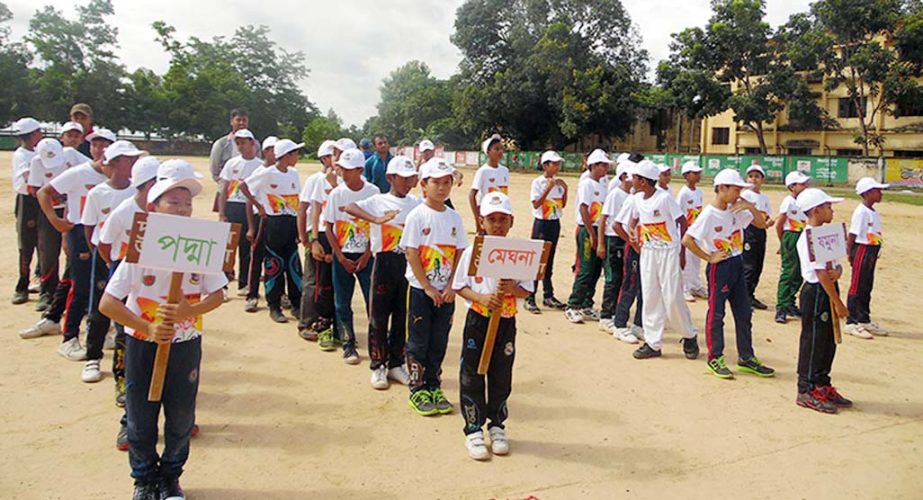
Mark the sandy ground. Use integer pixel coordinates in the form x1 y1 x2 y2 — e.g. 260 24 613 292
1 152 922 500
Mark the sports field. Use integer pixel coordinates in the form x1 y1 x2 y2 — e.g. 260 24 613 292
1 152 921 499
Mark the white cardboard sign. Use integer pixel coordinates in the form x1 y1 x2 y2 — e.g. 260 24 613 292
804 222 848 264
136 213 231 274
468 235 548 281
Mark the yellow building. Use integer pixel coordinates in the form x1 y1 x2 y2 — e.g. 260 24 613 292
700 76 923 158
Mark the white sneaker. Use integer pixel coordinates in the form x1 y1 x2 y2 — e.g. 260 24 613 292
565 308 584 324
630 324 645 340
613 327 640 344
845 323 873 339
19 318 60 339
81 359 103 383
693 287 709 299
222 289 230 302
388 365 411 385
465 431 490 461
57 337 87 361
581 308 600 321
489 427 510 455
599 318 614 333
103 332 115 350
236 286 249 297
370 366 389 390
684 291 696 302
861 322 888 336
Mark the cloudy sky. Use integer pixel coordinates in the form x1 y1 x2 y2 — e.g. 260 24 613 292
6 0 811 126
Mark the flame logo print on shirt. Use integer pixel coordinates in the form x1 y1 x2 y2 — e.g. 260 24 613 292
637 221 672 244
541 197 563 219
472 295 517 318
335 218 370 248
419 244 456 286
685 207 701 225
867 232 882 246
380 223 403 252
226 180 242 199
713 230 744 255
588 201 603 223
487 185 509 194
787 217 806 232
136 294 202 340
266 193 299 214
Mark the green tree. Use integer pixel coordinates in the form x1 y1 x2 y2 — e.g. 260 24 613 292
302 109 345 158
370 61 455 145
0 2 35 122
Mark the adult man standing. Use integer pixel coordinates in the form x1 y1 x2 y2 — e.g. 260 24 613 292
364 134 393 193
69 103 94 158
208 109 251 182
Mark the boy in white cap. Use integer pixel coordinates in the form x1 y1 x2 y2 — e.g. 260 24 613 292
676 161 707 302
657 164 673 194
793 188 852 414
741 163 774 310
565 149 610 324
80 140 147 383
323 148 380 364
617 160 699 360
453 191 532 460
10 117 43 304
400 157 467 416
469 134 509 233
99 160 225 499
525 150 568 313
597 159 634 340
296 140 337 341
27 139 68 311
242 136 278 311
217 129 262 297
306 143 343 349
241 139 303 323
683 169 774 378
612 163 646 343
845 177 890 338
344 155 421 387
775 170 811 324
37 128 115 361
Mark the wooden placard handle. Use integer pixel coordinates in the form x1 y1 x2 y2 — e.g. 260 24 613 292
477 311 502 375
148 272 185 402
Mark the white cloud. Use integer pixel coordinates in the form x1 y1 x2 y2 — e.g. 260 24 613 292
5 0 811 127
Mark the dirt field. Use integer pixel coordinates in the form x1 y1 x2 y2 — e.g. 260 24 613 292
1 152 921 499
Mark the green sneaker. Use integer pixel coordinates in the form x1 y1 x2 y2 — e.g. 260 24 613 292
707 355 734 379
317 327 336 352
737 356 775 377
409 390 438 416
431 387 454 414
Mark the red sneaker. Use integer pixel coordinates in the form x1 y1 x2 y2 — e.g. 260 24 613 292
819 386 853 408
796 389 837 414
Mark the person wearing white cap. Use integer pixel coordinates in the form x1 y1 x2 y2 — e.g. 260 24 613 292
564 148 611 324
596 159 635 341
452 191 533 460
792 187 852 414
418 139 436 165
343 155 422 387
98 160 225 499
845 177 890 339
611 162 646 342
469 134 510 233
79 140 147 383
36 127 113 362
322 148 380 364
683 169 774 379
9 117 44 305
524 150 569 313
657 163 673 194
615 160 699 360
401 157 467 416
240 139 304 324
217 129 262 297
334 138 357 161
774 170 812 324
68 103 94 157
58 121 92 171
239 135 280 310
741 164 774 311
294 139 339 339
675 161 707 302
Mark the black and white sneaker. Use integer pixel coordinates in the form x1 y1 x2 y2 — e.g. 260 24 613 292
542 297 567 310
524 298 541 314
681 337 700 360
343 343 360 365
158 475 185 500
132 482 158 500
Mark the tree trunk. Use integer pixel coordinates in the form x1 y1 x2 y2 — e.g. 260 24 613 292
755 122 768 155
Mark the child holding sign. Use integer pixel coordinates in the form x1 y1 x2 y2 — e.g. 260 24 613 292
845 177 890 339
453 192 532 461
794 188 852 414
400 158 467 416
99 160 227 499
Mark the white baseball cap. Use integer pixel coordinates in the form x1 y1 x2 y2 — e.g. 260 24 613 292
713 168 752 188
262 136 279 151
335 138 357 151
386 155 418 177
540 150 564 164
785 170 811 187
746 164 766 177
616 152 630 163
586 149 613 166
657 163 672 173
419 139 435 152
481 134 503 155
317 139 337 157
148 159 204 204
103 140 148 165
681 161 702 174
615 160 636 179
274 139 304 158
13 117 41 135
420 158 455 180
233 129 255 141
131 156 161 188
37 138 65 169
86 128 117 143
855 177 889 195
797 188 844 213
480 191 513 217
336 148 366 169
61 121 84 134
635 160 660 181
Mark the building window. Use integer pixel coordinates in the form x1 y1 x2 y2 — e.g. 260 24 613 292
838 98 867 118
836 149 863 157
895 99 923 117
711 127 730 145
743 147 762 155
893 150 923 158
788 148 813 156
